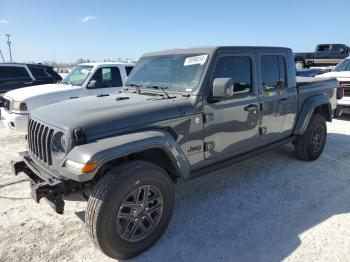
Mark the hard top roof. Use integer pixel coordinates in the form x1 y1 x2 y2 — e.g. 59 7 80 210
0 63 53 68
142 46 292 57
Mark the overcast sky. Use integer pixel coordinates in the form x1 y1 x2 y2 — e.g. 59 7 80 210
0 0 349 63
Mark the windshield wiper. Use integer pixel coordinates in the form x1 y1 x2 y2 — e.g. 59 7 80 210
146 85 170 99
60 80 72 86
125 83 142 94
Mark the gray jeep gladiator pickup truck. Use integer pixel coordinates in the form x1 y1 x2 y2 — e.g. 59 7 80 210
12 46 337 259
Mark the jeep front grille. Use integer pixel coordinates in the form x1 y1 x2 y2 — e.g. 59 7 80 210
28 119 54 165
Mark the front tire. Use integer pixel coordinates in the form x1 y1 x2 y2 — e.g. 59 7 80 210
86 160 175 260
294 114 327 161
295 60 305 70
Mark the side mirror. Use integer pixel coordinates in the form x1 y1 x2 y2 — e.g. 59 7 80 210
340 48 348 54
212 78 233 98
87 80 97 89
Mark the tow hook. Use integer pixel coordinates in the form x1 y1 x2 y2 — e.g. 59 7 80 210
30 180 65 214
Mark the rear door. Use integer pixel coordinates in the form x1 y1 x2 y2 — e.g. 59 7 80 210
314 45 332 65
27 65 57 85
0 65 34 94
85 66 124 95
203 52 260 159
258 52 298 143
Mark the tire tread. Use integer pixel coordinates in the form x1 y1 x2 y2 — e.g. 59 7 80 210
86 160 172 259
294 113 326 161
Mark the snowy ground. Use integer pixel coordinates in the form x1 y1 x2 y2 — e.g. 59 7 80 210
1 116 350 262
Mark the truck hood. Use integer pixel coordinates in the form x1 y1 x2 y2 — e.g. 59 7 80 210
316 71 350 81
4 83 80 101
31 92 192 140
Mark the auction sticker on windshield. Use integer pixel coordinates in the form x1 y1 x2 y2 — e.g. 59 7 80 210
184 54 208 66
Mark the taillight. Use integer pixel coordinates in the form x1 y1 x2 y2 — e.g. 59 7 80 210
337 84 344 99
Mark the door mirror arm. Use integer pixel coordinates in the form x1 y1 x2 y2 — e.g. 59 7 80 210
340 48 348 54
208 96 224 103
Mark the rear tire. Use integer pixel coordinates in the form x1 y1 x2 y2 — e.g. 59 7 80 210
86 160 175 260
294 114 327 161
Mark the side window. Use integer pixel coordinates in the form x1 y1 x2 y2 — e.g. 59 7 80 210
91 67 123 88
28 66 52 79
102 68 112 81
330 45 338 51
0 66 31 79
212 56 252 95
125 66 133 76
261 55 287 91
332 45 347 53
47 68 62 82
317 45 330 52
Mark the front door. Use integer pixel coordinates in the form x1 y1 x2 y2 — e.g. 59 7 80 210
203 53 260 160
329 45 349 64
258 53 298 143
84 66 124 96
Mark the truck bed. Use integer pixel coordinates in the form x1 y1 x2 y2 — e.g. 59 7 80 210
296 77 338 111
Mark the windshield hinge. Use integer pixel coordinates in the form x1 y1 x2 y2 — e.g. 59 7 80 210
259 127 267 135
204 141 215 152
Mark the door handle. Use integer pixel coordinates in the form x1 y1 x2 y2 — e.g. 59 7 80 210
24 82 33 85
244 104 258 111
280 98 288 102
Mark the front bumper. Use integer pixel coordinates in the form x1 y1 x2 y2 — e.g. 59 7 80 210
337 97 350 114
12 152 88 214
1 108 28 131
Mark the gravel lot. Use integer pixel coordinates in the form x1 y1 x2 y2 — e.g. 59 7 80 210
1 116 350 262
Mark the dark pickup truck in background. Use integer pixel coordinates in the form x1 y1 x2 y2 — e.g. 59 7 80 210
12 46 338 259
294 44 350 69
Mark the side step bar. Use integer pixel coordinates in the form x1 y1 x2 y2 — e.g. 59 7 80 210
190 136 296 179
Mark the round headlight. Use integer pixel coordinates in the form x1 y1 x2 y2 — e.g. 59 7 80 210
60 135 67 152
52 132 67 153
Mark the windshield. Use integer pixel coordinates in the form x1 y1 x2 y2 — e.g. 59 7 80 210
125 54 209 93
61 65 93 86
333 59 350 72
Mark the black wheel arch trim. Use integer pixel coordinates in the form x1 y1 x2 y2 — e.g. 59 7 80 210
293 95 332 135
65 130 191 180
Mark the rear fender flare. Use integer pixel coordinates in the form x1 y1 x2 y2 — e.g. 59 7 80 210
293 95 332 135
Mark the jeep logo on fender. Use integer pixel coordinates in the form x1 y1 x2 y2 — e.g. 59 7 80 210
188 145 202 154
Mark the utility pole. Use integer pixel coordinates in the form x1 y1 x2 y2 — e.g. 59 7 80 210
6 34 12 62
0 48 4 62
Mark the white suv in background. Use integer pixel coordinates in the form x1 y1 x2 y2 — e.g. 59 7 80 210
1 62 134 131
316 57 350 112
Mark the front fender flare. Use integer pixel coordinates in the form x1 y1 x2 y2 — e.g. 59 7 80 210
65 130 191 181
293 95 331 135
